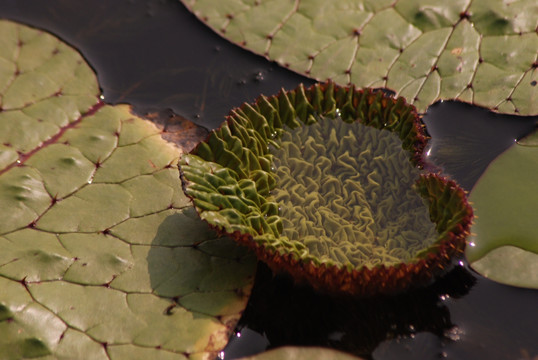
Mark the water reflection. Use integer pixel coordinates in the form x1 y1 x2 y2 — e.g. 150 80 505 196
225 261 476 359
423 101 538 191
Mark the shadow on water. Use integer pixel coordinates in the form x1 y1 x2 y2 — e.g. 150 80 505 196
443 275 538 360
224 262 476 359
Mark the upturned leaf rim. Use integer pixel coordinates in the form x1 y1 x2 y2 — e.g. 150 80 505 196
179 82 473 296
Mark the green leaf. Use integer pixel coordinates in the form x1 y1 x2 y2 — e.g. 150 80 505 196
181 0 538 115
180 83 473 296
0 19 256 359
466 129 538 289
237 346 366 360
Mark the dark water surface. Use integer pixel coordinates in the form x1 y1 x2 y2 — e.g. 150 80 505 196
2 1 537 359
0 0 311 130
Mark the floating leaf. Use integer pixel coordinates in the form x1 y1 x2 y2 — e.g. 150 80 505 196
238 346 366 360
466 128 538 289
180 82 473 296
0 19 256 359
180 0 538 115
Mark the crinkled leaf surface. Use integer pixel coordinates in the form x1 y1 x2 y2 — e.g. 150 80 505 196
466 129 538 289
238 346 366 360
180 0 538 115
180 82 473 296
0 19 256 359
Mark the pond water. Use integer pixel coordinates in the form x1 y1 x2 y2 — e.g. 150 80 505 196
2 1 537 359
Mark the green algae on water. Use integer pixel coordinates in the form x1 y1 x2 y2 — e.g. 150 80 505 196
270 117 438 269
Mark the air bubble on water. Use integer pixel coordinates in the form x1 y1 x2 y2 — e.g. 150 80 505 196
444 326 464 341
254 71 264 82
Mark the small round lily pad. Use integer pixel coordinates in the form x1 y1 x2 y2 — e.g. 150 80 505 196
466 128 538 289
180 82 473 296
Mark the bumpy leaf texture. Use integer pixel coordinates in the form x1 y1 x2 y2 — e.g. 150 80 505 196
181 0 538 116
0 20 256 359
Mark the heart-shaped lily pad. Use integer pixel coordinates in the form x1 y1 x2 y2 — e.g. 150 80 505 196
0 19 256 359
180 82 473 296
466 128 538 289
180 0 538 116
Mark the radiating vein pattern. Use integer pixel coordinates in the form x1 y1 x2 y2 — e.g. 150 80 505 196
182 0 538 115
0 20 256 360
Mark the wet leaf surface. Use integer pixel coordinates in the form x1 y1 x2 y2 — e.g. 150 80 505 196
181 0 538 116
466 128 538 289
0 20 256 359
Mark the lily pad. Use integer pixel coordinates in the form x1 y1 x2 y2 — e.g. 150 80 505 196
180 0 538 116
466 128 538 289
0 19 256 359
238 346 366 360
180 82 473 296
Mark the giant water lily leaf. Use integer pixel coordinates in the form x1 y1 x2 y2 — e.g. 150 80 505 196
466 128 538 289
0 19 256 359
180 82 473 296
238 346 366 360
180 0 538 116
